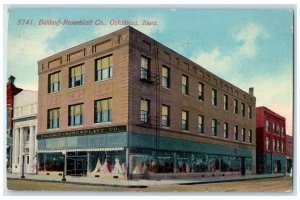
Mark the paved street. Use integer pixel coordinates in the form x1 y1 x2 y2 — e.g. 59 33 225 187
6 175 292 192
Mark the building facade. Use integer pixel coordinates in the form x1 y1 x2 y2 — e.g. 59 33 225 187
256 106 286 174
12 90 38 174
6 75 23 171
285 135 293 173
37 27 256 179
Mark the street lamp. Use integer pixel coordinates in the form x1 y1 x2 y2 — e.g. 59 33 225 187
21 153 25 179
62 150 66 182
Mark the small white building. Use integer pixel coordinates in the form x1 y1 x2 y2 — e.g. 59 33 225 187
12 90 38 174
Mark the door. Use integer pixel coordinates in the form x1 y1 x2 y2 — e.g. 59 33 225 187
66 152 87 176
241 157 246 176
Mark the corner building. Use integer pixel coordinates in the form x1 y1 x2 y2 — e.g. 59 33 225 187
256 106 286 174
37 27 256 179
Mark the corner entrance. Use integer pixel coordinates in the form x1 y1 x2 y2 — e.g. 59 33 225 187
66 152 87 176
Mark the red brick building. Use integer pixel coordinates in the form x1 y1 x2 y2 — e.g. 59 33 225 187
285 135 293 173
6 75 23 170
256 106 286 173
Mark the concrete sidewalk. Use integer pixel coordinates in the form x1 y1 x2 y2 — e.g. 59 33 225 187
7 173 285 188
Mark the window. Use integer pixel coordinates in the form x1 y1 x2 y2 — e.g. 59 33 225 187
234 126 238 141
96 55 113 81
27 156 29 164
48 71 60 93
248 106 252 119
266 120 271 132
198 83 204 101
95 98 112 123
198 115 204 134
282 142 284 152
224 122 228 138
68 104 83 126
182 111 189 130
234 99 238 114
47 108 60 129
69 64 85 87
162 66 170 88
273 139 276 151
212 89 217 106
242 128 246 142
277 125 280 135
272 123 276 134
277 140 280 151
182 75 189 95
249 130 252 143
212 119 217 136
281 127 284 137
241 103 245 117
224 95 228 111
141 99 150 124
266 137 270 150
141 56 150 80
161 105 170 127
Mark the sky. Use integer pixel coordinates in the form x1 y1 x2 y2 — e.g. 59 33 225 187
6 8 294 135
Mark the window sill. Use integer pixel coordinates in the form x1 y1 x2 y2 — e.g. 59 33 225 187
162 126 170 129
47 128 60 131
162 86 171 91
48 91 60 95
95 78 113 83
94 121 112 125
69 85 84 90
198 99 204 103
68 125 84 128
181 130 190 133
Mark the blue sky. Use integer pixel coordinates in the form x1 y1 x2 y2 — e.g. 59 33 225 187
7 8 293 134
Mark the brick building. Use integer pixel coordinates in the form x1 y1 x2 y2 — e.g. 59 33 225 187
256 106 286 174
37 26 256 179
285 135 293 173
6 75 23 171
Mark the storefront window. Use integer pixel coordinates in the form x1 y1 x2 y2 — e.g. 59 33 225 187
208 155 220 172
245 157 252 172
221 156 231 172
192 154 208 172
230 157 241 172
39 153 64 172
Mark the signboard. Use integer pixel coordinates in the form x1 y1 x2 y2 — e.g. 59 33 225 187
37 125 127 140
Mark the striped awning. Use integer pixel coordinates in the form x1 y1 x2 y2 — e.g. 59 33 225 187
37 147 124 153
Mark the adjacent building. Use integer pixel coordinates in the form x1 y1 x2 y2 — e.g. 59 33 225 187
37 26 256 179
256 106 286 174
6 75 23 171
285 135 293 173
12 90 38 174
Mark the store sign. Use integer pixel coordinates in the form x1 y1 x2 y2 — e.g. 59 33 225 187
37 125 126 139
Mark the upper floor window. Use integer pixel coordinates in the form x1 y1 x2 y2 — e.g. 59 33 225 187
224 95 228 111
241 103 245 117
182 75 189 95
277 140 280 151
273 139 276 151
266 137 270 150
69 65 85 88
141 56 150 80
234 126 238 141
69 104 83 126
282 142 284 152
95 98 112 123
212 89 217 106
96 55 113 81
161 105 170 127
199 83 204 101
248 106 252 119
249 130 252 143
242 128 246 142
47 108 60 129
141 99 150 124
48 71 60 93
234 99 238 114
224 122 228 138
212 119 217 136
281 127 285 137
277 125 280 135
181 110 189 130
272 123 276 134
266 120 271 133
198 115 204 134
162 66 170 88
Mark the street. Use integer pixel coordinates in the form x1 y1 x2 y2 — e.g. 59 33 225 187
6 176 292 192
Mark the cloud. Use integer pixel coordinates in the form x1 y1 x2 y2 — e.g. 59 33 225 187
234 23 269 57
192 48 233 73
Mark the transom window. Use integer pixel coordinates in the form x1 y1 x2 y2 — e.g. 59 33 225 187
47 108 60 129
95 98 112 123
161 105 170 127
69 104 83 126
162 66 170 88
141 56 150 80
96 55 113 81
69 64 85 88
48 71 60 93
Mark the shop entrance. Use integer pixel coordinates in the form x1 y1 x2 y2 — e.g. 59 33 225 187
66 152 87 176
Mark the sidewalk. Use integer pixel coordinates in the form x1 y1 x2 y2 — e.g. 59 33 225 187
7 173 285 188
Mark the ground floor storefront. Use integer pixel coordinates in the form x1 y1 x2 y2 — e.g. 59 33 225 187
37 126 256 179
256 152 286 174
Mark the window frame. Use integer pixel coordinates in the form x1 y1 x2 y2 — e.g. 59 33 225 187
224 122 228 138
182 75 189 95
199 83 204 101
224 94 228 111
94 98 112 123
198 115 204 134
141 56 151 80
69 64 85 88
140 99 150 124
48 71 61 93
212 89 217 107
47 108 60 129
161 104 170 127
68 103 84 126
181 110 189 131
95 55 113 81
212 119 217 136
162 66 170 89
